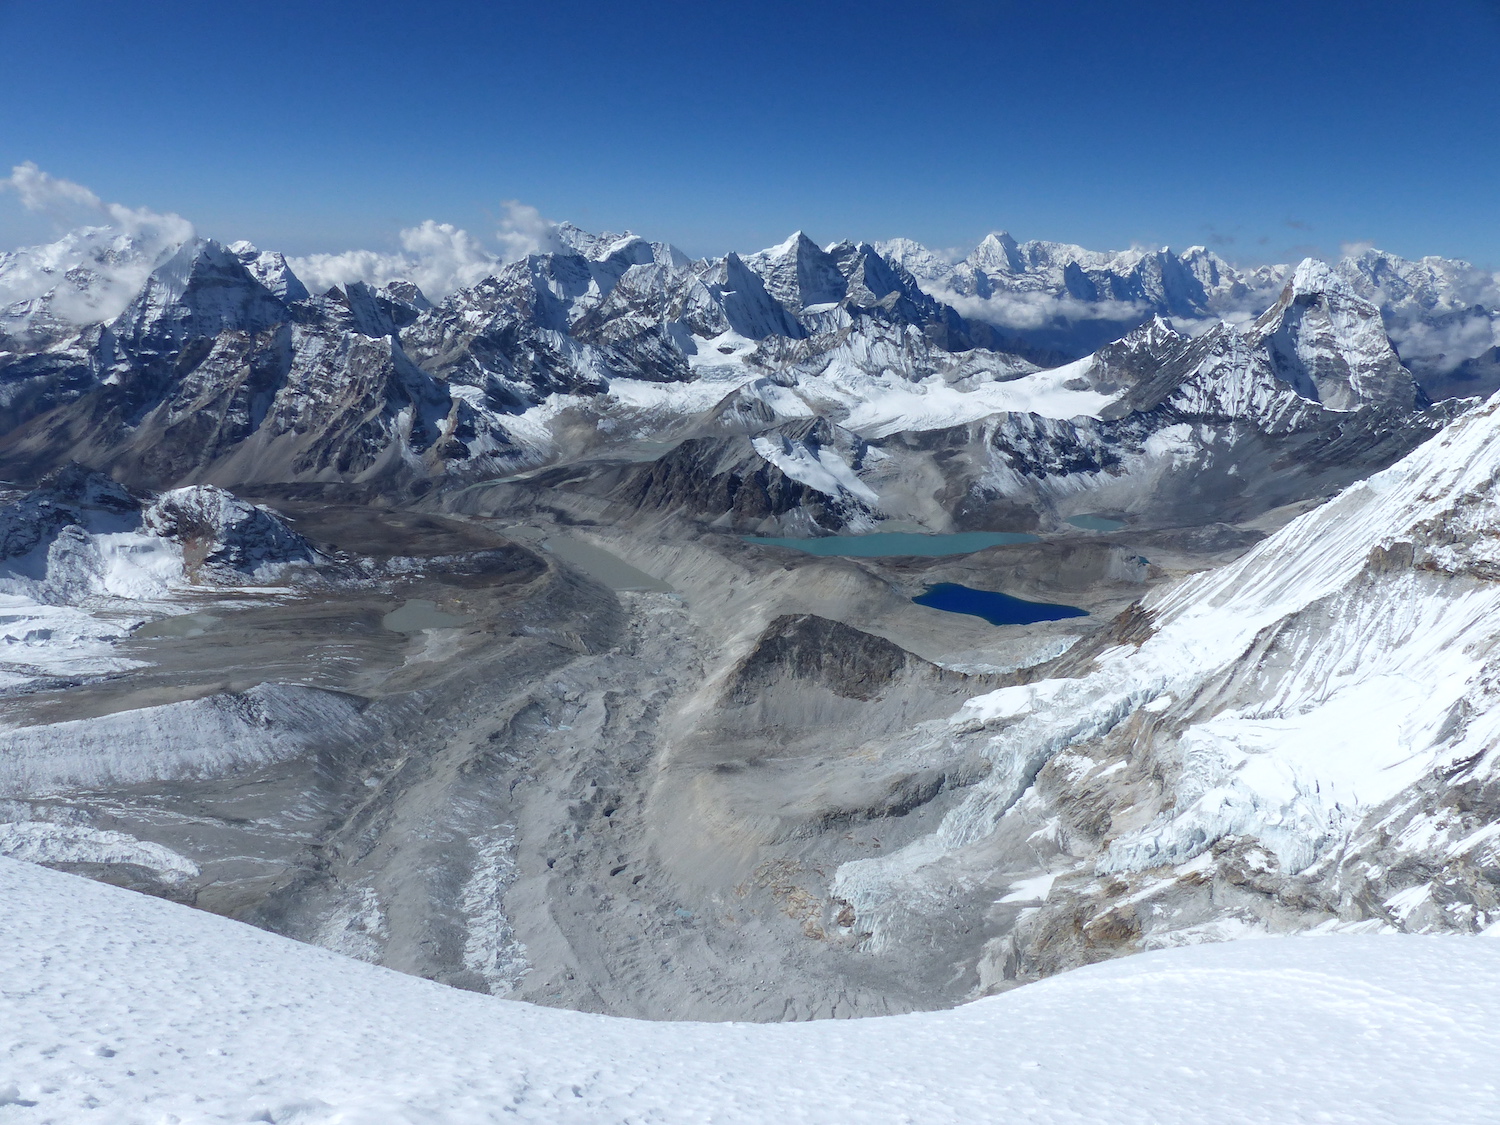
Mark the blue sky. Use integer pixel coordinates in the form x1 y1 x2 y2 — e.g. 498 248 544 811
2 0 1498 266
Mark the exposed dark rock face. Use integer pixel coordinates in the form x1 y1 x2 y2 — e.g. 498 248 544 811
598 418 877 533
611 438 854 530
728 615 911 703
142 486 318 575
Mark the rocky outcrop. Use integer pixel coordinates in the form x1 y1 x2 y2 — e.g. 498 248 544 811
0 467 317 601
727 615 912 703
142 486 318 576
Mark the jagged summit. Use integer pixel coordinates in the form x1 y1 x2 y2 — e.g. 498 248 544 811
111 237 289 346
228 240 311 303
1250 257 1419 411
969 230 1023 273
745 231 850 312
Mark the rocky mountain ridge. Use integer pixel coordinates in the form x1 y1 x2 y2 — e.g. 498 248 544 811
0 217 1486 540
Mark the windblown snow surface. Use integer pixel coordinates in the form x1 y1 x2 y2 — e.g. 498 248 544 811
0 857 1497 1124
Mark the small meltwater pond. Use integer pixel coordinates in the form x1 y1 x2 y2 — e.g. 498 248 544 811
913 583 1087 626
381 599 474 633
133 613 222 639
743 531 1039 557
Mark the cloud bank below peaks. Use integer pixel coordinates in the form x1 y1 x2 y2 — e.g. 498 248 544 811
941 288 1149 333
0 162 195 326
289 201 563 300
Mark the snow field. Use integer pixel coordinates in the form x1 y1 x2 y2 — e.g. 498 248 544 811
2 857 1498 1124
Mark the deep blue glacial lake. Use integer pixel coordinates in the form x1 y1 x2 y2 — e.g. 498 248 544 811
913 583 1087 626
743 531 1039 557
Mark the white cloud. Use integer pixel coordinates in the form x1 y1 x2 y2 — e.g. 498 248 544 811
290 220 500 299
288 202 564 300
1 165 567 321
940 287 1149 332
6 161 105 215
3 162 194 249
1386 313 1500 373
0 162 195 331
495 200 564 260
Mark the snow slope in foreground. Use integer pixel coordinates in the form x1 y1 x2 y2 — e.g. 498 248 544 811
1 859 1498 1124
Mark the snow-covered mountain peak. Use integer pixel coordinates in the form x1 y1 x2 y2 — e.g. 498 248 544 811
1324 247 1500 398
871 237 960 290
1140 312 1183 344
552 221 624 260
1247 257 1418 411
970 231 1023 273
1088 313 1192 373
696 252 805 340
764 230 816 257
827 240 911 307
546 221 679 269
379 277 432 313
1336 245 1500 306
109 237 288 346
1288 256 1344 298
745 231 848 314
229 240 311 303
129 238 235 306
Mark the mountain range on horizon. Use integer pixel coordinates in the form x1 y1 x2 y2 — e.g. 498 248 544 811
0 202 1497 531
6 206 1499 378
